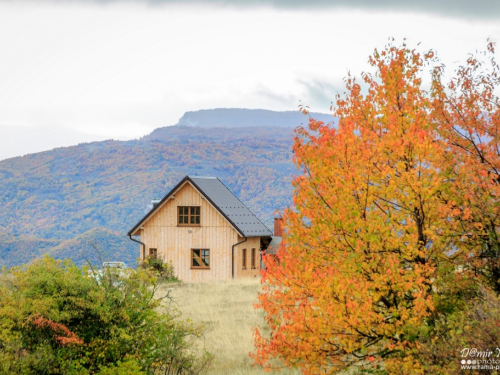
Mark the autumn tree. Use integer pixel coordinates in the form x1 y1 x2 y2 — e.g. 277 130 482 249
431 44 500 293
253 41 500 374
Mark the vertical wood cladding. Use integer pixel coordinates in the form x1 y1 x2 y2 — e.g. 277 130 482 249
139 182 261 281
235 236 261 279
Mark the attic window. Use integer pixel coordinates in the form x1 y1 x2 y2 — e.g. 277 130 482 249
191 249 209 269
178 206 200 226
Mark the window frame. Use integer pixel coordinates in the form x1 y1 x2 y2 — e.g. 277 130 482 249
149 248 157 259
242 248 247 270
178 206 201 226
251 248 256 269
191 249 210 269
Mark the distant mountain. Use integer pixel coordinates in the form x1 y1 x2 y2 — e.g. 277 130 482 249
0 108 330 268
0 125 109 162
176 108 335 128
1 229 135 269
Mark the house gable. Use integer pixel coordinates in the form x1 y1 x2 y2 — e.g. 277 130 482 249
128 176 271 237
137 182 241 281
140 182 236 233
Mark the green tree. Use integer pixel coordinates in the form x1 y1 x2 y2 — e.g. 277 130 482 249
0 256 212 374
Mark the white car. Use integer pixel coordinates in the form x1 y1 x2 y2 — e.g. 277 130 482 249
102 262 127 272
88 262 129 285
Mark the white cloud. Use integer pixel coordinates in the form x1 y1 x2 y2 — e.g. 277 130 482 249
0 1 498 160
0 125 110 161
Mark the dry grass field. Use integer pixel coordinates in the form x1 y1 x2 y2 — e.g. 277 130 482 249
159 277 300 375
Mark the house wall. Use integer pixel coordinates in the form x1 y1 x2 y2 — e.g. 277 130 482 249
234 236 261 279
138 182 261 282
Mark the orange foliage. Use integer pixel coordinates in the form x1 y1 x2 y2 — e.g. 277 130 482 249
253 41 500 374
431 42 500 293
29 314 84 347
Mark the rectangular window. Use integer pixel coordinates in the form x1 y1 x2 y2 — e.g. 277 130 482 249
149 248 157 259
192 249 210 269
251 248 256 269
178 206 200 226
242 248 247 269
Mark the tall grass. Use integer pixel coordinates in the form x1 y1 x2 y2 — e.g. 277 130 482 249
159 278 299 375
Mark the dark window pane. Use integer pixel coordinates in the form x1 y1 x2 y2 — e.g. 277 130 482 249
190 215 195 224
202 250 209 267
195 216 200 224
190 207 196 215
195 207 200 215
192 249 200 267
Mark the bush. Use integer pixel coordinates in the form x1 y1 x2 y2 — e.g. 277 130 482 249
0 256 211 374
140 257 177 281
388 286 500 375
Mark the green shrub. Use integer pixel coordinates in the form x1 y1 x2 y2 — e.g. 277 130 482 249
0 256 211 374
140 257 177 281
98 360 146 375
399 286 500 375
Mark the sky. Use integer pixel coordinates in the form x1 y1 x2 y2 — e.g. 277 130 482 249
0 0 499 161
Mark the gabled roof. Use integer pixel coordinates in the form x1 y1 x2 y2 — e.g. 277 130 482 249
128 176 272 238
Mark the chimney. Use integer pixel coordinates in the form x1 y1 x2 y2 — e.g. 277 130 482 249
146 198 161 213
274 217 284 237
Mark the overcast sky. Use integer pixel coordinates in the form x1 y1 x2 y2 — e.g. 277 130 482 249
0 0 499 161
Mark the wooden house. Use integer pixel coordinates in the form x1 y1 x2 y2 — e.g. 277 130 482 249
127 176 280 282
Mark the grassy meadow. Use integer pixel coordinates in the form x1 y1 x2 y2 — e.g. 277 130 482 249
159 278 299 375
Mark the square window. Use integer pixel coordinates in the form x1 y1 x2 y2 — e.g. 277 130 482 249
192 249 209 269
178 206 200 226
149 248 157 259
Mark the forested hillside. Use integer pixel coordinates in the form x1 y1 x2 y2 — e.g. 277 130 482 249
0 109 332 268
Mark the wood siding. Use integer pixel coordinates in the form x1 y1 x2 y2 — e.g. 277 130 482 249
138 182 261 282
234 236 261 279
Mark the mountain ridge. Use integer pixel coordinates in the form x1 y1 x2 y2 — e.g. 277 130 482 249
176 108 335 128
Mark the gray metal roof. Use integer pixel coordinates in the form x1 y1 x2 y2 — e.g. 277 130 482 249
266 236 282 254
190 176 272 237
